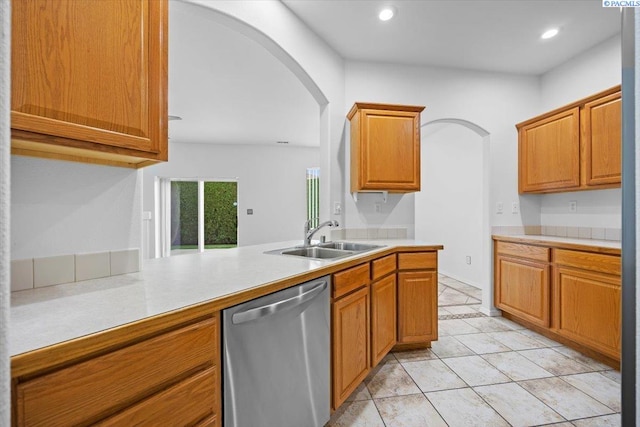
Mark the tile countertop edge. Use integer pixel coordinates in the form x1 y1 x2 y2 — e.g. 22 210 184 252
492 234 621 255
10 239 443 357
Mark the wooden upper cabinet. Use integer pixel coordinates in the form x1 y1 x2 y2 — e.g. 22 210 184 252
348 103 425 193
11 0 168 168
583 92 622 186
516 86 621 194
518 108 580 193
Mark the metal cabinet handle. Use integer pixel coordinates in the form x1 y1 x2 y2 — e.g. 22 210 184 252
232 281 327 324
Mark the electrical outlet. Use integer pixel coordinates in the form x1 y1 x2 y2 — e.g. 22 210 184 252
466 256 471 265
496 202 504 214
374 203 382 213
569 200 577 212
512 202 519 214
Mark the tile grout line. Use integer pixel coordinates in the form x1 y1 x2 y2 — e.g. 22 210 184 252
555 374 620 414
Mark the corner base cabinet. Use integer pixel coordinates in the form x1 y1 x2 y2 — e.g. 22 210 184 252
11 0 168 168
330 248 441 411
494 242 550 327
494 236 621 367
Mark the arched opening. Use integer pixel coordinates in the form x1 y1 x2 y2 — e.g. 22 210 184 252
145 0 332 258
416 118 497 316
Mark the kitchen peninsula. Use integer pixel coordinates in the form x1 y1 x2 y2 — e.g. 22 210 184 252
10 239 442 426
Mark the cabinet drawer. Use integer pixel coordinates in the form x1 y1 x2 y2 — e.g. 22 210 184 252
97 368 218 426
397 252 437 270
333 263 370 299
495 241 550 262
554 249 621 276
371 254 397 280
16 317 217 426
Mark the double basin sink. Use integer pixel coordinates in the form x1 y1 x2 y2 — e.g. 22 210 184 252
266 241 384 260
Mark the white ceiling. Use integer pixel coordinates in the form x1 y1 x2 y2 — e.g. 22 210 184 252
168 1 320 146
169 0 621 147
282 0 621 75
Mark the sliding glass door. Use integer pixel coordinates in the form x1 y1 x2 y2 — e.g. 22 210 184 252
166 179 237 256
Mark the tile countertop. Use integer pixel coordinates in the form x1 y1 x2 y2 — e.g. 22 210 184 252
492 234 621 254
10 239 442 357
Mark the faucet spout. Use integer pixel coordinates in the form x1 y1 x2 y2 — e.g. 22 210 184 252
304 219 339 246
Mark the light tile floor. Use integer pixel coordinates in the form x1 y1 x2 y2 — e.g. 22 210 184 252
326 275 621 427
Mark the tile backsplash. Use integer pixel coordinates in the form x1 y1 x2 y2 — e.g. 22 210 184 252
492 225 621 241
330 227 408 240
11 248 140 292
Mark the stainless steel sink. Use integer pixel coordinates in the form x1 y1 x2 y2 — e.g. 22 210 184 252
280 247 353 259
265 241 384 260
319 242 384 252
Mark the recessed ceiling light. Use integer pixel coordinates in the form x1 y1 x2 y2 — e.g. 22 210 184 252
378 7 396 21
541 28 559 40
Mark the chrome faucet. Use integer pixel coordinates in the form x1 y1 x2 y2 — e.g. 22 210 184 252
304 219 339 246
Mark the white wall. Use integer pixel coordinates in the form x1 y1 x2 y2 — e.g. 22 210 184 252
416 123 484 286
541 35 621 111
536 35 622 229
142 143 320 256
0 0 10 422
344 61 542 235
540 189 622 228
11 157 142 260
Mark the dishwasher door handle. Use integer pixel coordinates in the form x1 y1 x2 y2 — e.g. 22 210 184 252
232 281 327 324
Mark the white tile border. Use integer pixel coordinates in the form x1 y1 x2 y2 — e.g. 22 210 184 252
492 226 621 241
11 248 139 292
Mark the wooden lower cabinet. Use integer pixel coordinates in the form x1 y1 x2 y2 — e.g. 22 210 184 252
331 285 370 411
493 237 621 365
494 255 550 327
554 267 621 360
371 274 397 366
397 271 437 343
13 312 220 427
96 368 218 426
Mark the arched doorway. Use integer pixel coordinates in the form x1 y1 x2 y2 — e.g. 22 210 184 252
416 118 497 316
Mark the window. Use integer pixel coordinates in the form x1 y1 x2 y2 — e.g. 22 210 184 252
306 168 320 228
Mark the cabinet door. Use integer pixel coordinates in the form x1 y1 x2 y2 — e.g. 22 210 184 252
495 255 550 327
554 267 621 360
397 271 437 343
15 316 218 426
11 0 167 166
332 286 370 410
354 109 421 192
583 92 621 187
371 275 397 366
518 108 580 193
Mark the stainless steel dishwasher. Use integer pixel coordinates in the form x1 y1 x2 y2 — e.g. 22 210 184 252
222 275 330 427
